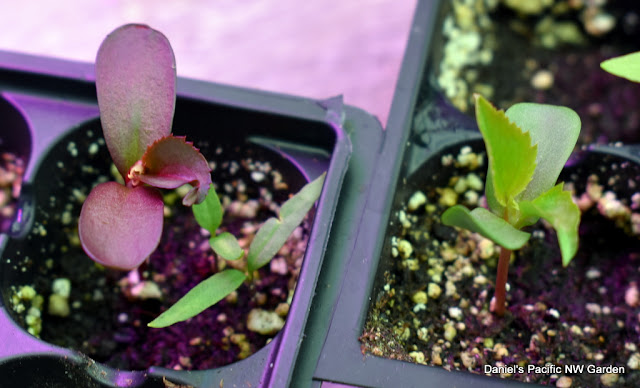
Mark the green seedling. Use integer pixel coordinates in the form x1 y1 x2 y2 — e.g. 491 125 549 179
148 173 325 328
441 94 581 316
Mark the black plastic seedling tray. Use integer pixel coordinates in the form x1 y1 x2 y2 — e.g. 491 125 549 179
310 1 640 387
0 48 368 388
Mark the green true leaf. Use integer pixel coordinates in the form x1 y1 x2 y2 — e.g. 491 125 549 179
442 205 531 250
247 173 325 272
474 94 537 214
210 232 244 261
519 183 580 267
505 103 581 202
601 51 640 83
246 218 280 272
192 185 223 233
148 269 246 328
279 173 325 219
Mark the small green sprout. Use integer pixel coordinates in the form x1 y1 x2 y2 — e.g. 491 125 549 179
441 94 581 316
601 51 640 82
148 173 325 328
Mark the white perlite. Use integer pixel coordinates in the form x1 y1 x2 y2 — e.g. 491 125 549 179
52 278 71 298
427 283 442 299
628 353 640 370
247 309 284 335
48 294 70 317
448 306 463 320
555 376 572 388
407 191 427 212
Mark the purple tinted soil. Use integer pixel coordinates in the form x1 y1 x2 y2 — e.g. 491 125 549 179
426 2 640 147
528 49 640 146
0 152 24 233
362 144 640 386
3 122 311 371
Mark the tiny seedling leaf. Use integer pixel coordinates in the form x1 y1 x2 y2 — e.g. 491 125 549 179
506 103 580 202
441 205 531 250
210 232 244 261
475 94 537 213
601 51 640 83
148 269 246 328
280 172 326 220
246 217 280 272
192 185 223 233
247 173 325 272
96 24 176 178
135 135 212 205
519 183 580 266
78 182 164 270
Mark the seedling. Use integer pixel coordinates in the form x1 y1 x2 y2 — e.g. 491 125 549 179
441 94 581 316
78 24 325 327
148 173 325 328
79 24 211 270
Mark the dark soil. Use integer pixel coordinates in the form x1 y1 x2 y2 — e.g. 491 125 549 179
2 121 312 371
362 143 640 387
423 1 640 146
364 4 640 384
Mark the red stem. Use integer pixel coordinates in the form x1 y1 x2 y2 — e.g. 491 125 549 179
493 209 512 316
493 246 511 316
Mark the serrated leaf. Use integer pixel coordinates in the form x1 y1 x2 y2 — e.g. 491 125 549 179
601 51 640 82
519 183 580 266
148 269 246 328
210 232 244 261
79 182 164 270
134 135 212 205
441 205 531 250
247 173 325 272
192 185 223 233
96 24 176 178
506 103 580 202
474 95 537 212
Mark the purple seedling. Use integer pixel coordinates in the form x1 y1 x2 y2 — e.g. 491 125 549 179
79 24 325 328
78 24 211 270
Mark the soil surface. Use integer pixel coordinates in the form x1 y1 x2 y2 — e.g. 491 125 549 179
421 0 640 147
362 143 640 387
3 122 312 371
